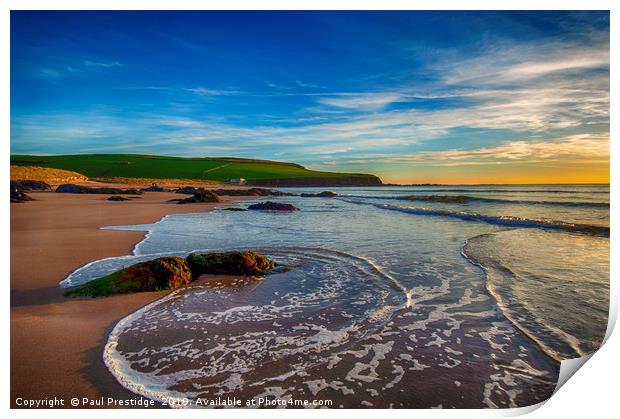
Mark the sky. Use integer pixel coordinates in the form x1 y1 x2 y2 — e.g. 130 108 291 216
10 11 609 184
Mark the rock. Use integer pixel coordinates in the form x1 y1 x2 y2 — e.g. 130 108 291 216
65 256 193 297
55 184 90 194
10 187 34 203
55 184 142 195
221 207 247 211
65 252 277 298
141 184 166 192
108 195 130 201
176 186 197 194
247 201 300 211
213 188 293 197
95 187 142 195
10 180 51 191
186 251 275 277
300 191 337 197
177 188 221 204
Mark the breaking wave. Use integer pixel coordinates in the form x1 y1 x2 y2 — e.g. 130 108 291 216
338 194 608 208
461 230 609 362
339 199 609 237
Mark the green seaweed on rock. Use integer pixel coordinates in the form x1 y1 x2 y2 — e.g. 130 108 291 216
64 251 277 298
186 250 276 277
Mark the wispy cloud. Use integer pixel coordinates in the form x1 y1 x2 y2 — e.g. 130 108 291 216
83 60 123 68
183 87 239 96
331 133 609 166
36 58 123 81
439 40 609 86
317 93 405 111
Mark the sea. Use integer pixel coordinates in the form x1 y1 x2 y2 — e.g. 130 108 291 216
61 184 610 408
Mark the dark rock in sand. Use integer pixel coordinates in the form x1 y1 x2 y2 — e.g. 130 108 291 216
108 195 131 201
10 187 35 203
247 201 300 211
55 184 142 195
175 186 197 194
186 251 275 277
300 191 337 198
10 180 52 191
221 207 247 211
177 188 221 204
64 256 193 298
141 184 166 192
94 187 142 195
55 184 90 194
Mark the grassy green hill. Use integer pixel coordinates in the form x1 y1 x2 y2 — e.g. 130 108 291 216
10 154 382 186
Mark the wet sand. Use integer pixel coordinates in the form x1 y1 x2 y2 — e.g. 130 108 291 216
10 188 252 407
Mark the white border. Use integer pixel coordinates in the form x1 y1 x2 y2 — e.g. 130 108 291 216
3 1 616 418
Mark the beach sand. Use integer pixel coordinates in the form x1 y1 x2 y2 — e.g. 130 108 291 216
10 188 252 408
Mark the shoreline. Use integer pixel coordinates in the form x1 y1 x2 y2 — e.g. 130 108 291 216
10 187 255 408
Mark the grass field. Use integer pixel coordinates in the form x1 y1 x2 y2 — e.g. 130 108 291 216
10 154 377 182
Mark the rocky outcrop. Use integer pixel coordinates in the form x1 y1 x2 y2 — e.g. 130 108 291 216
177 188 221 204
55 184 90 193
186 251 275 277
56 184 142 195
10 180 52 191
108 195 131 201
247 201 300 211
64 256 193 297
65 251 277 297
250 175 382 187
10 187 34 203
175 186 197 194
213 188 293 197
300 191 337 197
141 184 166 192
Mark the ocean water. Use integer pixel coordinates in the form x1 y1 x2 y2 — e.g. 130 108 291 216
62 184 609 408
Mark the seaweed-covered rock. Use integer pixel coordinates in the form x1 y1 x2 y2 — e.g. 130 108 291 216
56 184 142 195
10 180 52 191
65 252 277 298
10 187 34 203
247 201 299 211
65 256 193 298
141 184 166 192
300 191 337 198
186 251 275 277
108 195 130 201
177 188 221 204
176 186 197 194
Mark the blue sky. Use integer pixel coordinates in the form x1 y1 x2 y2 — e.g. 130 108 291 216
10 11 609 183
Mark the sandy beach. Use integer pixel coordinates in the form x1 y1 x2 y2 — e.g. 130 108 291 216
10 186 251 407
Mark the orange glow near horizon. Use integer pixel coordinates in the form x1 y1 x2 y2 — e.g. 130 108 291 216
375 161 610 185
